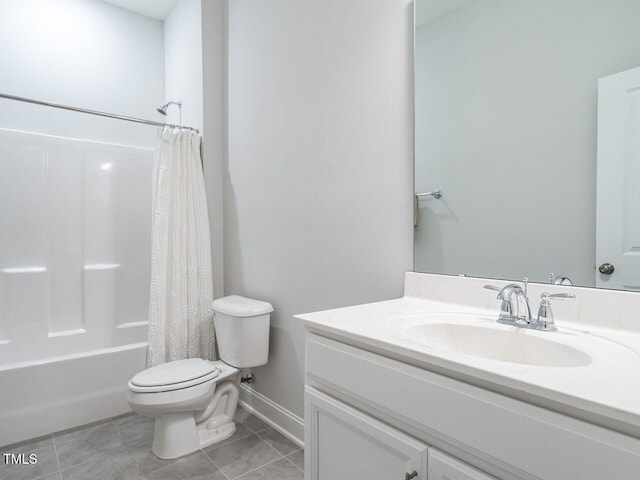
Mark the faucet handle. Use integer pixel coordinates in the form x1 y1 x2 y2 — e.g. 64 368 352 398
483 284 501 292
535 292 576 331
543 292 576 300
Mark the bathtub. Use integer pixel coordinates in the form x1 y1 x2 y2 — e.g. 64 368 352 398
0 342 147 446
0 128 153 447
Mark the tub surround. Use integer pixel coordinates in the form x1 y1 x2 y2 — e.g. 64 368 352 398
297 272 640 479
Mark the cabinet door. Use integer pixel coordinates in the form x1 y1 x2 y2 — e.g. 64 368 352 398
429 449 496 480
305 386 428 480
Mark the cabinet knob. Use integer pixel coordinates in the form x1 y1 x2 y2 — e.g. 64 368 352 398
405 471 418 480
598 263 615 275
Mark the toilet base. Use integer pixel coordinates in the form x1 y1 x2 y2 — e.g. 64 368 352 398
152 412 201 459
198 416 236 449
150 377 241 459
151 414 238 459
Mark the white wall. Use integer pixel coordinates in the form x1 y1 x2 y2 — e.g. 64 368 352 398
0 0 165 147
227 0 414 429
201 0 227 301
163 0 226 300
164 0 203 130
414 0 640 286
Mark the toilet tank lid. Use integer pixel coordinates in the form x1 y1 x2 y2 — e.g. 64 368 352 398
212 295 273 317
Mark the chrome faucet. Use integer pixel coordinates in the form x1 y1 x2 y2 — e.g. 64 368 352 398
484 278 576 331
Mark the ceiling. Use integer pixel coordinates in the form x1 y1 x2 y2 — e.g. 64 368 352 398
100 0 178 20
102 0 474 26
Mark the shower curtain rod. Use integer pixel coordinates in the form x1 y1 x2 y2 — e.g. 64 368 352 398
0 92 199 133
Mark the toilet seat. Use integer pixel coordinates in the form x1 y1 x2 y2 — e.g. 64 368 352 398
129 358 221 393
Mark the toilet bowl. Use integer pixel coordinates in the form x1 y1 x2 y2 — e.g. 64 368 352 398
127 295 272 459
127 359 240 459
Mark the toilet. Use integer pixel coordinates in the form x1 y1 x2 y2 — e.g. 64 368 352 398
127 295 272 459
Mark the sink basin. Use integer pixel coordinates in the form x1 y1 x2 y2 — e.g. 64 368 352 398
386 312 594 367
405 323 591 367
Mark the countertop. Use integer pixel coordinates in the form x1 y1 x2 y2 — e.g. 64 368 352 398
296 273 640 438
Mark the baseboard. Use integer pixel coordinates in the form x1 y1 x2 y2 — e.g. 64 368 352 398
239 384 304 448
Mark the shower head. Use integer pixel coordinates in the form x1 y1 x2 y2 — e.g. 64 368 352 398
156 100 182 116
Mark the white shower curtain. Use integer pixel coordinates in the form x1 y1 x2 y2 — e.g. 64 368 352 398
147 127 215 367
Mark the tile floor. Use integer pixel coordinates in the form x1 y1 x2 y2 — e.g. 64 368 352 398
0 407 304 480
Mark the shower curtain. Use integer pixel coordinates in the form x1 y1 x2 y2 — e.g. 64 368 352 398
147 127 215 367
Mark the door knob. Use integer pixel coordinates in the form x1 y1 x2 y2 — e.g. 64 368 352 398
598 263 615 275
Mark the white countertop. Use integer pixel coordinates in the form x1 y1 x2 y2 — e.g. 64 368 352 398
296 273 640 437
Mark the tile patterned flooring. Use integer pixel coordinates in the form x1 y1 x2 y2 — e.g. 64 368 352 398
0 407 304 480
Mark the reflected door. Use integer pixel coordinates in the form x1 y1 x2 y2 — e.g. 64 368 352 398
596 66 640 290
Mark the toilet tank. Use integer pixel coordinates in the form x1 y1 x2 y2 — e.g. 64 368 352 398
212 295 273 368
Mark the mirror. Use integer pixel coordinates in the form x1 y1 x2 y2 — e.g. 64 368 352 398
414 0 640 290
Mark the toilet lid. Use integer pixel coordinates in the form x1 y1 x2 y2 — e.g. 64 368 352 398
131 358 220 388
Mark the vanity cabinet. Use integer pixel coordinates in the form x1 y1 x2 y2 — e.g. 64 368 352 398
304 332 640 480
305 386 493 480
305 387 428 480
428 449 495 480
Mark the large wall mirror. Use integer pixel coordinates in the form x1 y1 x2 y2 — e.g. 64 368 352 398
414 0 640 291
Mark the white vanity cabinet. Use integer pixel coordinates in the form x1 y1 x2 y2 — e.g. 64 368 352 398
428 449 496 480
305 385 493 480
305 387 428 480
303 331 640 480
305 333 498 480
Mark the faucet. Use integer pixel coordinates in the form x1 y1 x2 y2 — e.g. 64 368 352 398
484 278 576 331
